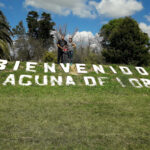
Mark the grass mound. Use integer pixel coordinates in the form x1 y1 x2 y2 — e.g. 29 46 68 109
0 62 150 150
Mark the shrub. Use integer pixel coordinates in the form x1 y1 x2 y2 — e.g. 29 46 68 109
43 51 57 63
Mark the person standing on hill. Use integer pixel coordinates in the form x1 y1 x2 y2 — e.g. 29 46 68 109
68 37 76 65
57 35 67 64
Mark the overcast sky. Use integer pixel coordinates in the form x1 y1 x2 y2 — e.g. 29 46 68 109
1 0 150 39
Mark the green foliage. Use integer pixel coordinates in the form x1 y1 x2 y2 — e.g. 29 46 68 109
0 10 12 59
38 12 55 48
43 51 57 62
12 21 26 39
26 11 39 39
100 17 150 66
73 47 104 64
26 11 55 48
100 18 124 47
12 21 30 61
0 39 10 59
84 51 104 64
13 17 55 61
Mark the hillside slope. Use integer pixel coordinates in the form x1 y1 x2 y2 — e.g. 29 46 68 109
0 62 150 150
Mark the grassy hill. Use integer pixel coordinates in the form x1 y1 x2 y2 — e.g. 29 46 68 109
0 62 150 150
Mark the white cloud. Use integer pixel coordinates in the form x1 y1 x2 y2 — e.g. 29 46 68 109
51 30 102 50
145 14 150 22
68 31 102 50
0 2 5 7
139 22 150 37
24 0 144 19
52 30 95 45
73 31 95 44
90 0 143 18
24 0 96 18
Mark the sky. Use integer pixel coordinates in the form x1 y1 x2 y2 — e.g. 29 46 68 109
0 0 150 39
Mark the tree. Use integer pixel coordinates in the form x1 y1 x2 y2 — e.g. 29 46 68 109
100 17 150 66
0 10 12 59
12 21 31 61
12 21 45 61
26 11 39 39
25 11 56 61
26 11 55 48
38 12 55 48
12 21 26 39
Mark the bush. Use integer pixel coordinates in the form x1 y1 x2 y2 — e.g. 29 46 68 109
100 17 150 66
84 52 104 64
43 51 57 63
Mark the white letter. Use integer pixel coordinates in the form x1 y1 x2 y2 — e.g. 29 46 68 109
93 65 105 74
119 66 133 75
60 63 70 73
26 62 37 72
13 61 20 71
3 74 15 86
66 76 75 86
140 79 150 88
129 78 143 88
76 64 88 74
35 75 48 86
19 75 32 86
109 66 117 74
135 67 149 76
0 59 7 70
44 63 56 73
50 76 62 86
98 77 108 86
84 76 97 86
116 77 126 87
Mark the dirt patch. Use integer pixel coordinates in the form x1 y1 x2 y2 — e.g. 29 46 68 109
70 64 79 75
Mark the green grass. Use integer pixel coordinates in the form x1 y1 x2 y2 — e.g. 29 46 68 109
0 62 150 150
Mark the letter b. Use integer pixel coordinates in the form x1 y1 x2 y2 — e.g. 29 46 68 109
0 59 8 70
